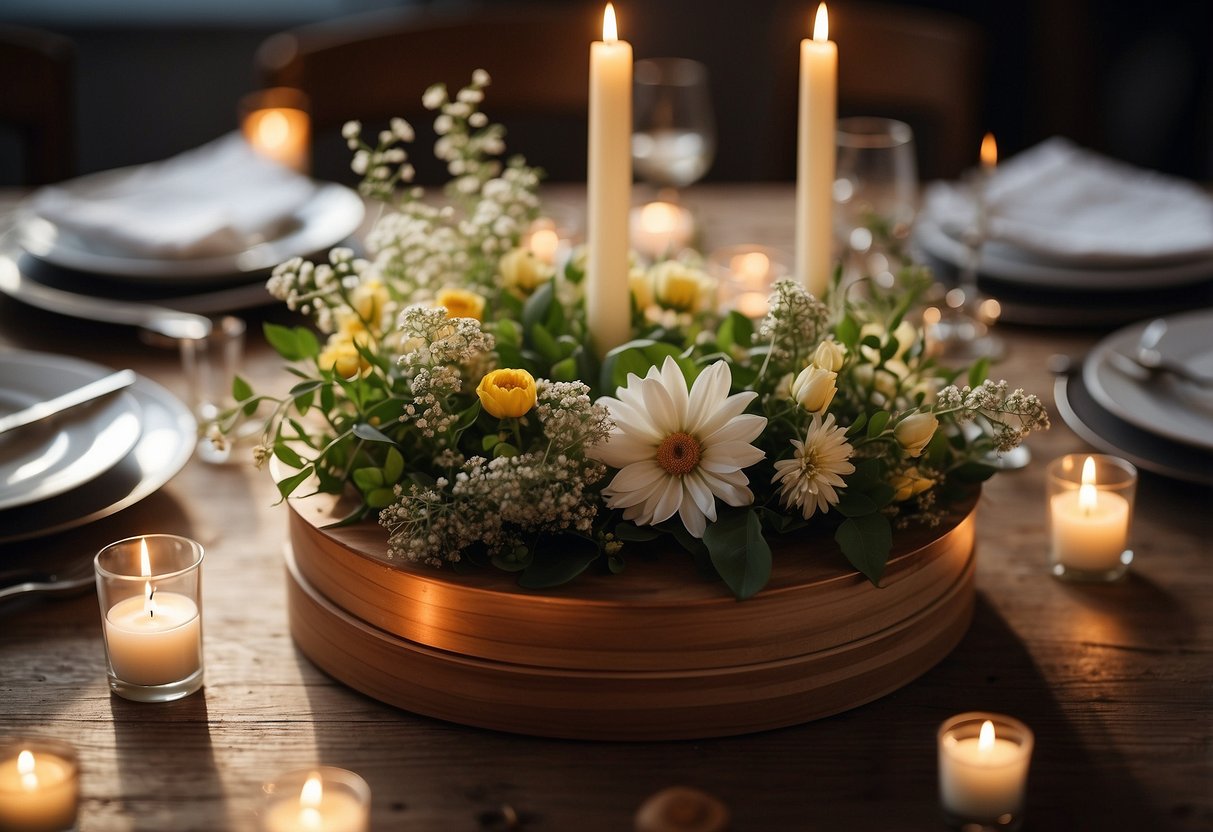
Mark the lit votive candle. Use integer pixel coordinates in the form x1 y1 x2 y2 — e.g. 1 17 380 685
707 243 790 319
524 217 572 267
1047 454 1136 582
95 535 205 703
630 200 694 260
938 713 1034 831
261 768 370 832
241 88 311 174
0 739 79 832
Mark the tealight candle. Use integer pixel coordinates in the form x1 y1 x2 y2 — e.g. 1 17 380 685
261 768 370 832
629 199 694 260
1047 454 1136 582
707 244 790 319
938 713 1033 830
241 87 311 174
95 535 205 703
0 739 79 832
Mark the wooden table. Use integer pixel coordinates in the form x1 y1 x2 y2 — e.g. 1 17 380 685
1 186 1210 831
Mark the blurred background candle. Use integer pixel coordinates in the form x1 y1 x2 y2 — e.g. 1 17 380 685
630 199 694 260
938 713 1033 829
262 768 370 832
794 2 837 299
1047 454 1136 582
0 739 79 832
241 87 311 173
708 244 790 319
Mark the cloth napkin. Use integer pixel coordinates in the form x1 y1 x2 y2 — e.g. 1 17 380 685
922 138 1213 266
30 133 317 260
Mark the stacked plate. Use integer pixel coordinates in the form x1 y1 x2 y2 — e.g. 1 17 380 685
0 133 364 328
1056 309 1213 485
915 138 1213 326
0 351 196 543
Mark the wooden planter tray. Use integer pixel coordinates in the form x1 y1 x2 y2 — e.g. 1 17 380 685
285 490 978 740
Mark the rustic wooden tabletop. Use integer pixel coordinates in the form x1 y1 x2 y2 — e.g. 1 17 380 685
0 186 1209 831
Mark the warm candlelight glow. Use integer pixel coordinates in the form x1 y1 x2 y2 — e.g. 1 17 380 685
139 538 151 577
978 719 995 751
529 228 560 265
300 773 323 829
17 750 36 791
1079 456 1097 513
257 110 291 150
981 132 998 168
603 3 618 42
140 537 156 618
813 3 829 41
734 251 770 283
640 201 680 234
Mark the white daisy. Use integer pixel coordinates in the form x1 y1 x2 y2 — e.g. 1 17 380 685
592 356 766 537
772 413 856 519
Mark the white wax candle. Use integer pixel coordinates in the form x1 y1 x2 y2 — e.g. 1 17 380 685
0 750 79 832
629 200 694 260
1050 489 1130 571
939 721 1030 819
104 591 202 687
244 106 311 173
586 3 633 359
794 3 837 299
263 775 369 832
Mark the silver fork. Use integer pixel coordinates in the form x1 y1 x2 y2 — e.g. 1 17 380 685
1123 318 1213 388
0 558 95 603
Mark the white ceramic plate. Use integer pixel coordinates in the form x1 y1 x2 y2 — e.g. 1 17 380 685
915 217 1213 290
0 372 195 543
17 182 364 283
1055 373 1213 486
0 352 142 511
1084 309 1213 451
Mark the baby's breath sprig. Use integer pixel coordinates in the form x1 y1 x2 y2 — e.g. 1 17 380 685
342 117 416 202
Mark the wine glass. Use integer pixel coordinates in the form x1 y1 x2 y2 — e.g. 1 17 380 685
631 58 716 192
833 117 918 288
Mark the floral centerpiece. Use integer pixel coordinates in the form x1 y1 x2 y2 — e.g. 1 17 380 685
225 72 1048 600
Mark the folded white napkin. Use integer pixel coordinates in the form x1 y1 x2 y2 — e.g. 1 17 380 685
31 133 317 260
923 138 1213 266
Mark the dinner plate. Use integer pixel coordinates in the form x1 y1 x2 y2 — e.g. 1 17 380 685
0 372 195 544
0 352 142 511
914 217 1213 291
1084 309 1213 451
1054 372 1213 486
17 182 364 282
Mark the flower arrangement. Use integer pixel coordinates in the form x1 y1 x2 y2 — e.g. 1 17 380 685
226 72 1048 599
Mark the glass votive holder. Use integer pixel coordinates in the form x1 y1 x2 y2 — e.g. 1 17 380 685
708 243 790 319
94 535 205 703
1046 453 1137 582
0 737 79 832
629 199 695 262
179 315 248 465
938 712 1034 831
260 767 371 832
240 87 311 174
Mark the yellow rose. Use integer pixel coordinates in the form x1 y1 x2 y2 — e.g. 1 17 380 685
318 331 371 379
894 411 939 458
435 287 486 321
650 261 715 313
813 339 846 372
350 278 391 329
791 366 837 413
890 467 935 501
499 247 554 296
476 368 537 419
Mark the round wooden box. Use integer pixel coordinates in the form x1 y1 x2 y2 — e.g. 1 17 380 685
285 490 977 741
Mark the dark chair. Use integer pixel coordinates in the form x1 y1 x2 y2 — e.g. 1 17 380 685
0 25 75 186
255 4 598 183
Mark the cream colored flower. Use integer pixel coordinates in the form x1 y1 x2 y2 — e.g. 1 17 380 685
435 287 486 321
813 339 846 372
476 368 537 418
860 320 917 364
498 247 553 296
650 261 715 313
791 366 837 413
629 266 654 311
894 411 939 457
592 357 766 538
771 413 856 519
890 467 935 501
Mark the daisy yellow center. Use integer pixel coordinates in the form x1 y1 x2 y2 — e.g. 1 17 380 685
656 431 702 476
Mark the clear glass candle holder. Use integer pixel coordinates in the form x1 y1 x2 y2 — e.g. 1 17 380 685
708 244 790 319
0 737 79 832
938 712 1034 831
1046 454 1137 582
240 87 311 174
260 767 371 832
94 535 205 703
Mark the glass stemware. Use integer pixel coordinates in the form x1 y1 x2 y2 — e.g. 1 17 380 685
833 117 918 288
631 58 716 191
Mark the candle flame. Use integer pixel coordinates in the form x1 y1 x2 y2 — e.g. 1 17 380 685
603 3 618 42
257 110 291 150
139 538 151 577
978 719 995 751
980 132 998 168
813 3 829 42
734 252 771 282
17 750 37 791
1079 455 1098 513
301 773 323 808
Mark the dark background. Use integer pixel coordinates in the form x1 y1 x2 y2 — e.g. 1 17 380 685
2 0 1210 185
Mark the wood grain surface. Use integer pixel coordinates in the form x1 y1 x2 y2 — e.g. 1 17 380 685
1 186 1210 830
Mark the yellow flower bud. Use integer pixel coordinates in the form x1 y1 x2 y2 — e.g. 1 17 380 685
813 339 845 372
650 261 715 313
791 366 837 413
435 287 486 321
894 411 939 458
890 466 935 501
476 368 537 419
318 331 372 379
498 247 553 297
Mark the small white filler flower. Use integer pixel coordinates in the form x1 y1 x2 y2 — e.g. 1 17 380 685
772 413 856 519
593 357 766 537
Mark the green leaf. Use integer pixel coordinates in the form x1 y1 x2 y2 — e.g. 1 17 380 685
550 356 579 382
382 446 404 483
866 410 891 437
352 467 383 490
834 491 878 517
276 466 314 501
366 488 396 509
716 311 753 352
847 458 882 489
845 413 868 438
481 433 500 452
294 327 320 359
834 513 892 585
353 423 394 443
273 442 306 470
531 322 561 363
703 508 772 600
264 323 301 360
614 522 660 543
521 280 554 333
836 314 860 348
518 542 600 589
879 336 900 363
232 375 253 403
494 317 521 347
925 429 951 467
968 357 991 388
493 442 518 458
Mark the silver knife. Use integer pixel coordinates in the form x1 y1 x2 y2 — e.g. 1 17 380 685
0 369 137 435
